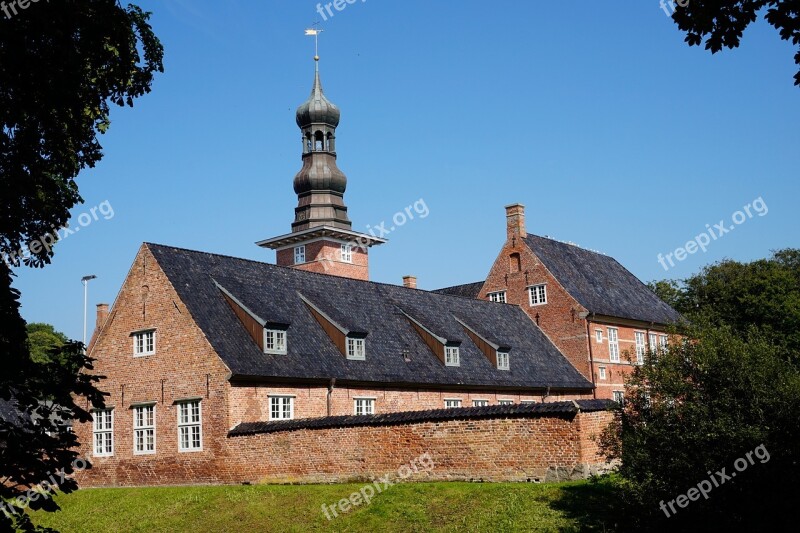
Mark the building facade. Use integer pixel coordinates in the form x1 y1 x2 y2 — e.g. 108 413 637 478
73 58 624 487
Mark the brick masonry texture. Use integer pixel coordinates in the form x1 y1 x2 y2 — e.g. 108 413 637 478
77 408 614 486
74 244 610 487
276 240 369 280
480 235 672 400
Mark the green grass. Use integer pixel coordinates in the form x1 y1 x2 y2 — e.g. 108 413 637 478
29 479 618 532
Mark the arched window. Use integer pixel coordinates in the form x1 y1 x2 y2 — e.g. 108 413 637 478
314 131 324 151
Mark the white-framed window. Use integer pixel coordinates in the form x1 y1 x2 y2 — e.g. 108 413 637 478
472 399 489 407
177 400 202 452
608 327 620 362
294 245 306 264
347 337 366 360
340 244 353 263
528 284 547 306
635 331 646 364
488 291 506 303
133 330 155 357
354 398 375 416
649 333 657 352
269 396 294 421
263 329 287 355
445 346 460 366
92 408 114 457
520 400 536 405
599 366 607 380
595 329 603 343
659 335 669 351
496 351 510 370
498 399 514 405
612 390 625 404
444 399 462 409
133 405 155 455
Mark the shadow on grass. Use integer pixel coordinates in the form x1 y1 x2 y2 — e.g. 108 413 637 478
548 476 623 532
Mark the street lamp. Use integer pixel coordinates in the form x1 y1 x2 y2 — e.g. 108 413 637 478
81 275 97 347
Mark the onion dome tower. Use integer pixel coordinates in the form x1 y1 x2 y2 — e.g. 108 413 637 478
257 52 385 281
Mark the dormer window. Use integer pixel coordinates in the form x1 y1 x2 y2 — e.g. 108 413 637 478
347 337 365 360
340 244 353 263
294 245 306 264
263 328 287 355
445 345 460 366
497 351 510 370
133 330 155 357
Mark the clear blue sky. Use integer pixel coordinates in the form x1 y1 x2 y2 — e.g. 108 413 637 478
13 0 800 341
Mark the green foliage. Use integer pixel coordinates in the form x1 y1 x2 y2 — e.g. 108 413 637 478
0 0 164 268
1 2 162 531
26 323 68 363
671 0 800 87
652 249 800 359
616 250 800 530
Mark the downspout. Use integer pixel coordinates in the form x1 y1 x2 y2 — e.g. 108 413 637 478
586 313 597 399
327 378 336 417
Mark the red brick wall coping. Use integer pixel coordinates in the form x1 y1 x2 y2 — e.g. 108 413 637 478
229 399 615 436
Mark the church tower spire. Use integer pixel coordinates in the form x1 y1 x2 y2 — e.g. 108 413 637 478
257 40 385 281
292 57 350 231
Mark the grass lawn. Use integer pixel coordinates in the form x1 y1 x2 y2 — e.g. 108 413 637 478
29 478 618 532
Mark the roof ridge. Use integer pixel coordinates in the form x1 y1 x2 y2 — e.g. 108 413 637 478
144 242 508 308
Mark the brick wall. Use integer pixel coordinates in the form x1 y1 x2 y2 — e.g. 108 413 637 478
479 225 673 400
79 408 614 486
276 239 369 280
228 384 592 426
74 244 232 487
480 237 593 380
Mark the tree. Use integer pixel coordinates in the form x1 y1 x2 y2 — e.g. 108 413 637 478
26 323 68 364
669 0 800 87
651 249 800 359
1 1 163 530
612 251 800 529
601 325 800 530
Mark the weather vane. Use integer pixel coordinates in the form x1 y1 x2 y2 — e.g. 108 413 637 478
304 24 323 61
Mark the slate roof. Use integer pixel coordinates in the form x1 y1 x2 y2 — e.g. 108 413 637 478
146 244 592 391
229 400 614 436
432 282 484 299
524 235 682 325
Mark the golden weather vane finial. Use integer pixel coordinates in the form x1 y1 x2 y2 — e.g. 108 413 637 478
304 24 323 62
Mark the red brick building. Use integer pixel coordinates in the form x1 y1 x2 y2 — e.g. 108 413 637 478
436 204 681 401
71 56 678 486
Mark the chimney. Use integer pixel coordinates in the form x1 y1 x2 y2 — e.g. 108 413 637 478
96 303 110 331
505 203 527 240
402 275 417 289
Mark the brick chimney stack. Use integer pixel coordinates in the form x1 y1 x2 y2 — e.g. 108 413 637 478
96 303 110 331
505 203 527 240
402 275 417 289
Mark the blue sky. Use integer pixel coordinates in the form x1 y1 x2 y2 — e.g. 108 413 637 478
12 0 800 341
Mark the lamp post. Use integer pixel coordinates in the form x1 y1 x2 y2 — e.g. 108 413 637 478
81 275 97 347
